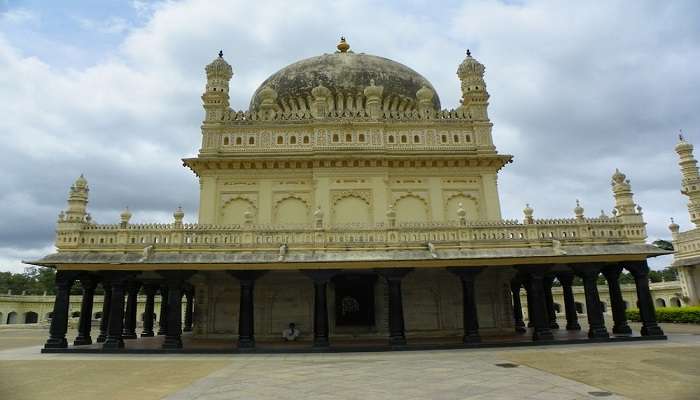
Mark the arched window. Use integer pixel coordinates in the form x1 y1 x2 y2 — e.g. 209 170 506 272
290 136 297 144
413 135 420 143
223 136 229 145
236 137 242 145
277 136 284 144
71 311 81 318
441 135 447 143
670 297 682 307
575 302 584 314
388 135 395 143
303 136 310 144
332 134 339 142
249 137 255 145
345 133 352 142
655 298 666 308
401 135 407 143
359 133 365 142
553 303 561 313
465 135 471 142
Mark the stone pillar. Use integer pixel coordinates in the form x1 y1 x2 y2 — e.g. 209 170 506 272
96 282 112 343
103 273 129 349
520 266 554 341
449 268 483 343
74 275 99 345
141 284 158 337
626 261 665 337
542 275 560 329
228 271 267 349
377 268 412 346
157 285 168 335
525 285 535 328
573 264 609 339
183 288 194 332
510 278 527 333
602 264 632 335
160 271 194 349
301 270 336 348
122 280 141 339
44 271 77 349
556 271 581 331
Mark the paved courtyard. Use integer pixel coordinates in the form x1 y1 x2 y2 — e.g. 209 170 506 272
0 323 698 400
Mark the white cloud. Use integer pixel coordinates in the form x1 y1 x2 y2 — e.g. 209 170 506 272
1 0 699 272
1 8 39 25
75 16 131 35
0 245 56 274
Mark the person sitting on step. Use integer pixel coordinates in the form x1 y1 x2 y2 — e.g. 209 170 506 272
282 322 300 341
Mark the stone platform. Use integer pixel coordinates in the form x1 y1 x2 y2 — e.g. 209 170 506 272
41 329 666 354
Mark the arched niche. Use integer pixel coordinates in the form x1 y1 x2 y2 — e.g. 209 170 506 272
274 197 309 225
221 198 256 225
333 196 371 224
446 194 479 221
394 195 429 223
24 311 38 324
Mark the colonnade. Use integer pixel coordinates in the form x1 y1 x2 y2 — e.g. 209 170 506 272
510 261 665 341
44 259 665 351
44 271 195 350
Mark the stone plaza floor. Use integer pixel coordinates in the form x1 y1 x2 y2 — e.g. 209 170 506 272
0 322 698 400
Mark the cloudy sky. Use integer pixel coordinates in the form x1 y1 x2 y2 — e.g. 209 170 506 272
1 0 699 273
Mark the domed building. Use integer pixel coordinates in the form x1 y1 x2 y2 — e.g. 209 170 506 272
31 38 668 352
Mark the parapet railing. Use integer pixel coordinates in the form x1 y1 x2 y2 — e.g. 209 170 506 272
673 228 700 258
55 217 647 251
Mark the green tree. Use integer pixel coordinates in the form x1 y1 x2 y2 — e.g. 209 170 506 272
661 266 678 281
0 267 56 295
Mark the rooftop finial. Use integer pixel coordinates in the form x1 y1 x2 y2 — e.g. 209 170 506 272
337 36 350 53
679 129 684 141
466 49 471 57
218 50 223 58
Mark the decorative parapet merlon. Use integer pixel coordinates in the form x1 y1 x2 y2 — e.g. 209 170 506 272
219 107 478 124
55 217 647 251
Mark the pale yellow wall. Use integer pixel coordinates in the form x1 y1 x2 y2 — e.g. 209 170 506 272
0 294 176 326
191 268 513 340
207 167 501 227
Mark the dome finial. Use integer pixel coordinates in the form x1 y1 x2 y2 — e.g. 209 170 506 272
466 49 471 57
218 50 223 58
337 36 350 53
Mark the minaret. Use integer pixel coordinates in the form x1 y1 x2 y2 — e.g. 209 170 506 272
675 134 700 227
63 174 89 223
611 169 643 224
202 50 233 122
456 49 490 122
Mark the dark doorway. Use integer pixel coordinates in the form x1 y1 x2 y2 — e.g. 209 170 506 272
333 274 376 327
24 312 38 324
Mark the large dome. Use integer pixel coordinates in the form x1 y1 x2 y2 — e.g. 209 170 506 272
249 41 441 112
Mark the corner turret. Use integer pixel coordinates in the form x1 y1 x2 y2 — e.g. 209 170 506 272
202 50 233 122
457 49 490 121
611 169 644 224
675 134 700 227
63 174 89 223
